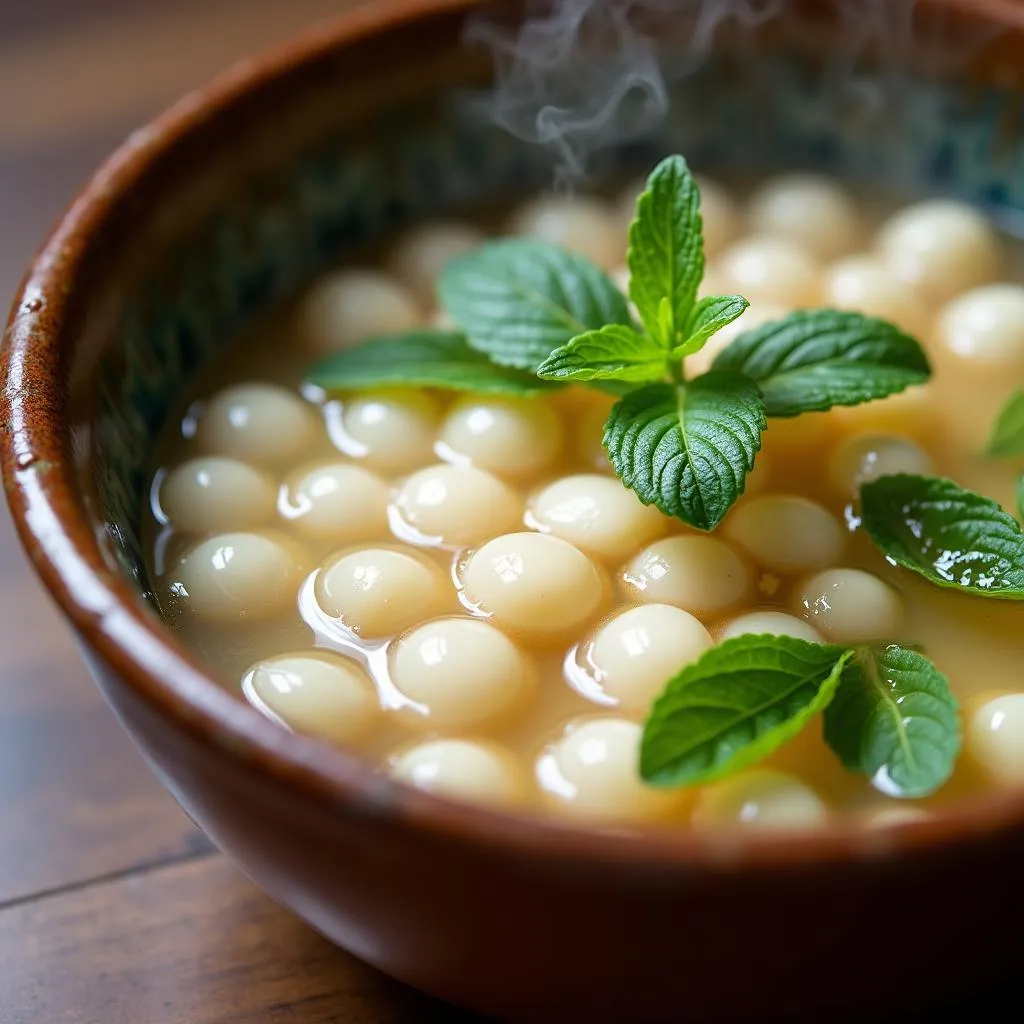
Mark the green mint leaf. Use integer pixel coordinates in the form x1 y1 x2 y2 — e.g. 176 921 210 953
627 154 703 349
438 239 632 371
824 645 960 798
672 294 749 358
860 474 1024 598
603 371 766 531
987 390 1024 457
641 635 853 788
656 297 674 348
712 310 931 417
1018 473 1024 522
536 325 668 384
304 330 549 395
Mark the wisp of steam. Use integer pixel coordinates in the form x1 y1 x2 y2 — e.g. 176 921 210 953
464 0 786 186
464 0 1001 187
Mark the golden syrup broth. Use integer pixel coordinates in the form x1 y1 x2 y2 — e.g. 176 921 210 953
144 186 1024 826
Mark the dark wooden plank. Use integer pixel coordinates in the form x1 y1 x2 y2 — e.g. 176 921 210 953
0 510 209 904
0 855 469 1024
0 0 367 306
0 132 130 323
0 847 1018 1024
0 0 364 154
1 0 141 41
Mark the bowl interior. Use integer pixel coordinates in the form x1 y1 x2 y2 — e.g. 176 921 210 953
84 8 1024 635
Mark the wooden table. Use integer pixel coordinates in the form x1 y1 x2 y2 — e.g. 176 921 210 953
0 3 1017 1021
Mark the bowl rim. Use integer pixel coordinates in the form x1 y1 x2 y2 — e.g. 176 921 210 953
4 0 1024 875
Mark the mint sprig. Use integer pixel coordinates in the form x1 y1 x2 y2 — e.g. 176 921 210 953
641 635 853 787
306 153 933 533
823 645 960 799
537 158 929 528
987 389 1024 458
860 474 1024 599
641 634 958 799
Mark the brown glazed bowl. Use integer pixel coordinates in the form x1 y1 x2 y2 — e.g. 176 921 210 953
6 1 1024 1019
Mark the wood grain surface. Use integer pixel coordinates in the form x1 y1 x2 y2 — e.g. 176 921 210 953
0 857 470 1024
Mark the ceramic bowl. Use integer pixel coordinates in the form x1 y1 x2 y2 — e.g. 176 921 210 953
5 1 1024 1019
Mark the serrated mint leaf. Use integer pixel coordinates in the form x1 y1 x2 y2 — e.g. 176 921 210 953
305 330 549 395
536 325 667 384
824 645 960 798
627 155 703 349
641 635 852 788
603 371 765 531
672 294 749 358
656 297 674 347
860 474 1024 598
438 239 631 371
712 310 931 417
987 389 1024 457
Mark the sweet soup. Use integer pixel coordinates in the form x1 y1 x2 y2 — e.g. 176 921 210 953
144 169 1024 831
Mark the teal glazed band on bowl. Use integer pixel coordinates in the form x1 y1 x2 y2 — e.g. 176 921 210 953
5 1 1024 1019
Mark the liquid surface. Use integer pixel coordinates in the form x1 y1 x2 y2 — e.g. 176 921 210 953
144 175 1024 831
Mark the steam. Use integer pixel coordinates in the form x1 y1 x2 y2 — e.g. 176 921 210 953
465 0 783 186
465 0 1002 186
464 1 665 187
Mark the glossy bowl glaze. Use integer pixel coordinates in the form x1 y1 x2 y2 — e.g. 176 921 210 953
5 1 1024 1019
